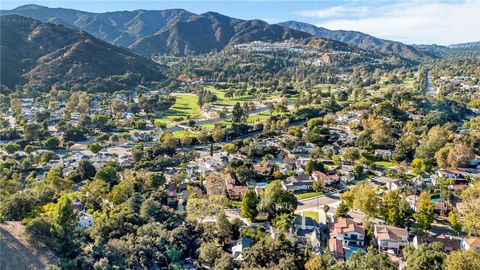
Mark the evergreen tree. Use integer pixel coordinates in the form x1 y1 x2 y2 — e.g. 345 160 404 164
53 196 79 257
241 190 258 220
414 192 435 233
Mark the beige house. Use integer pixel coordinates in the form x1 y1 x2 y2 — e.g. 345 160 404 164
374 224 408 252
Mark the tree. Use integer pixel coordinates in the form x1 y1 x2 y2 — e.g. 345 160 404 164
378 190 413 228
241 190 258 220
43 137 60 150
146 172 165 189
94 165 119 186
446 143 473 168
335 202 349 218
445 250 480 270
305 254 330 270
212 127 225 142
77 159 96 180
459 183 480 236
353 164 364 179
305 160 325 173
216 212 233 244
232 102 246 123
258 180 298 218
53 196 80 257
199 242 223 267
273 213 293 231
448 209 462 234
414 192 435 233
2 142 20 154
346 246 398 270
342 147 360 163
88 142 103 154
186 195 229 222
341 182 378 219
323 205 330 223
411 158 432 175
404 242 446 270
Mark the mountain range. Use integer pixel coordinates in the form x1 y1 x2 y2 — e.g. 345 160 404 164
0 15 164 91
1 4 478 91
129 12 311 56
1 4 196 47
1 4 450 60
448 41 480 49
278 21 430 61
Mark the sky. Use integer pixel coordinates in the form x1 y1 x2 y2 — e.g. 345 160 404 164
1 0 479 45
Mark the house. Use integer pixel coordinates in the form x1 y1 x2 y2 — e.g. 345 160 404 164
165 183 178 207
253 163 273 176
73 199 93 228
369 176 395 188
374 149 392 160
312 171 340 186
232 236 254 260
329 218 365 247
78 212 94 228
289 215 322 250
338 167 355 183
224 173 248 199
374 224 409 252
461 237 480 251
387 179 409 191
413 235 460 253
295 157 310 170
277 163 294 175
282 173 314 191
328 218 365 260
435 169 461 179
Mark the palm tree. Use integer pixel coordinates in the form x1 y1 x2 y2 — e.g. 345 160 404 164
323 205 330 224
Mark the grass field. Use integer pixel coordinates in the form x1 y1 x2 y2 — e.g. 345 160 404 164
247 112 271 123
156 93 200 122
296 191 323 200
374 161 396 167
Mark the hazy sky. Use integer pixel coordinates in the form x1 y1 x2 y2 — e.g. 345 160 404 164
1 0 479 45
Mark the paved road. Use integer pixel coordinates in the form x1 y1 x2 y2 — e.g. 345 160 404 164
424 70 436 96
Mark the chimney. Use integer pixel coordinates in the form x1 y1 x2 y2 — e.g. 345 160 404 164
301 211 306 229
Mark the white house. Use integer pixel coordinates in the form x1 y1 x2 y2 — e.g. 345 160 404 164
374 149 392 160
232 236 254 260
73 199 94 228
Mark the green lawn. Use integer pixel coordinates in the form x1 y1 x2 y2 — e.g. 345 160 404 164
296 191 323 200
247 112 271 123
172 129 195 138
295 210 319 221
156 93 200 122
374 161 396 167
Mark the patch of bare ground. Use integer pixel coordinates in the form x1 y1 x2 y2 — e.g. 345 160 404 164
0 221 57 270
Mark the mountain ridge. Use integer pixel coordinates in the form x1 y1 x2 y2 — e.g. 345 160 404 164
0 14 164 91
129 12 312 56
278 21 429 61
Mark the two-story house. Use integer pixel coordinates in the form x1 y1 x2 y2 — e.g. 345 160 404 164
329 218 365 260
289 215 322 251
374 224 409 253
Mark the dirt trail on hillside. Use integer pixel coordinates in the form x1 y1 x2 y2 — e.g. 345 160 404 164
0 221 57 270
